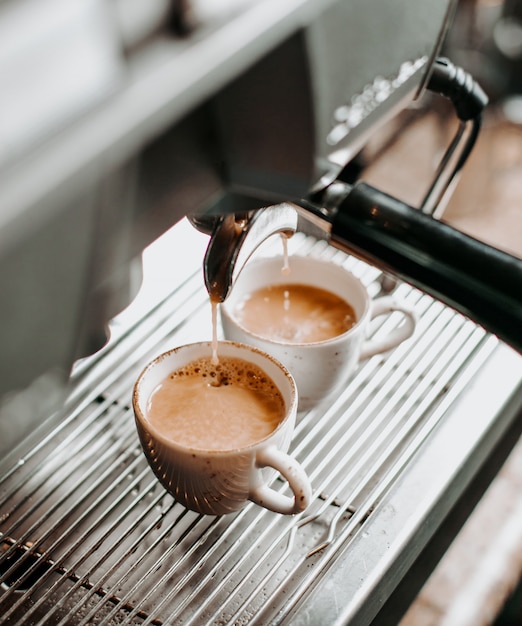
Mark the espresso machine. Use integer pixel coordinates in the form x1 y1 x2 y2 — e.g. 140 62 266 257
1 1 522 624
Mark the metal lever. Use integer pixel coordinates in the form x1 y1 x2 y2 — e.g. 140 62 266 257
420 57 488 216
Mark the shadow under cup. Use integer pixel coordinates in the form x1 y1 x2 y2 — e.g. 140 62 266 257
220 256 417 411
133 341 311 516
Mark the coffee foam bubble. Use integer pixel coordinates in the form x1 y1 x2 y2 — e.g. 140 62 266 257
168 356 280 394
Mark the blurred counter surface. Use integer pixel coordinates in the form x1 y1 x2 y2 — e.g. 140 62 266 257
376 102 522 625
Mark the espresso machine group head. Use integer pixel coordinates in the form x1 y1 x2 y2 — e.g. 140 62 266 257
198 54 521 354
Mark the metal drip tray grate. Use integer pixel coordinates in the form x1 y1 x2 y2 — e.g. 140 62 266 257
1 222 521 625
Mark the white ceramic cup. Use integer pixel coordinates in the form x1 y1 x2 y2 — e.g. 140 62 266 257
221 255 417 411
133 341 312 516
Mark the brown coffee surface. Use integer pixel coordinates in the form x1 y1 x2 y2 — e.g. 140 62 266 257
233 283 357 343
146 356 285 450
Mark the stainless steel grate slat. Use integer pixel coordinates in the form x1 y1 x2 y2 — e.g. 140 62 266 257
305 326 492 554
271 335 501 626
1 222 519 626
159 508 300 625
72 508 214 626
1 447 147 623
47 485 170 626
291 299 474 506
189 327 492 625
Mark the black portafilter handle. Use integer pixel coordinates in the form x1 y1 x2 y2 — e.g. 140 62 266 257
310 181 522 353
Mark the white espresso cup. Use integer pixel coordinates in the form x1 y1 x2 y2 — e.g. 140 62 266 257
133 341 312 516
221 255 417 411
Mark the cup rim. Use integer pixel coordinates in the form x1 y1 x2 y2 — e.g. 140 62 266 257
132 340 297 455
221 255 371 347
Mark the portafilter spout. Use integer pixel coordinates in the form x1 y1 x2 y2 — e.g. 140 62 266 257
194 204 298 303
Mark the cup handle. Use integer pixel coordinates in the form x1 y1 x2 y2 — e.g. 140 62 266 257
249 446 312 515
359 296 417 361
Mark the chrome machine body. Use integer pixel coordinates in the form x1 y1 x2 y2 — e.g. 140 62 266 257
0 0 455 451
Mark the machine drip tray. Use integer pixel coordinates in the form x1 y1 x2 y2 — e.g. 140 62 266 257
0 220 521 625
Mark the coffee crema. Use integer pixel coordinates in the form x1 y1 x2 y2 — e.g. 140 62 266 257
146 355 285 451
232 283 357 344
